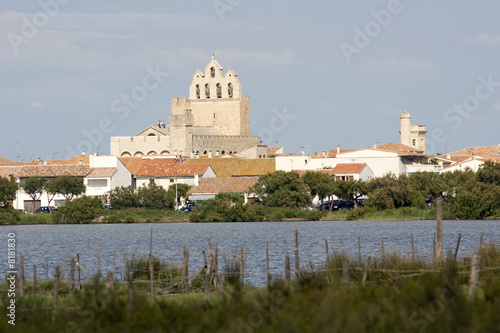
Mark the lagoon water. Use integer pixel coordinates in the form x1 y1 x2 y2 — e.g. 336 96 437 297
3 220 500 286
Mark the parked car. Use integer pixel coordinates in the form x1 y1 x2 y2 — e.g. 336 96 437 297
179 202 197 212
318 200 355 211
35 206 57 213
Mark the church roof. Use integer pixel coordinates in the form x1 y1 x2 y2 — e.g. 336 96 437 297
188 177 258 195
183 158 275 177
135 125 169 137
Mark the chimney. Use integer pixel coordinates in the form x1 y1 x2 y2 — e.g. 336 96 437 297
194 173 199 186
43 160 48 165
82 150 86 156
190 151 194 159
447 154 451 159
322 151 327 157
337 145 340 154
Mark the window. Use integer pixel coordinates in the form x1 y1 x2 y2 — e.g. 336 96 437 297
205 84 210 98
412 139 416 146
210 67 215 78
228 83 233 98
196 84 200 99
216 83 222 98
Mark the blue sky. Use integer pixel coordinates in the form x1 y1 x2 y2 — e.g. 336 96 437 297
1 0 499 161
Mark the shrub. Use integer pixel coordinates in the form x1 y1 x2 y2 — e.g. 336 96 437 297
0 207 21 225
52 196 102 224
125 216 135 223
103 215 121 223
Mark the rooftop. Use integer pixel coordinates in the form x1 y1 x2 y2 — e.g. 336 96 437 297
187 177 258 195
183 157 275 177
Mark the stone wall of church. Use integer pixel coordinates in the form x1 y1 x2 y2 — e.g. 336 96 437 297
191 135 260 154
110 136 171 157
170 96 250 136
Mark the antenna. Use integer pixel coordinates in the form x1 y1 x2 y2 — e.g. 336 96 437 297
16 142 19 163
52 151 57 161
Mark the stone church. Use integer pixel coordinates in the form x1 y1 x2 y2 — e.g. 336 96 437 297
110 56 267 158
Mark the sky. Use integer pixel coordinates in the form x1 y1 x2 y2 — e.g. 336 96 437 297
1 0 499 161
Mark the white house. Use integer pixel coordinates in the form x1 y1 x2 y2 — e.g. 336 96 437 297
0 155 133 212
84 155 132 197
439 154 499 173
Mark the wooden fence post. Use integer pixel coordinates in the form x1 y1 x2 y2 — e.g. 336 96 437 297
183 247 189 294
454 234 462 260
33 264 37 295
362 257 371 286
381 239 385 260
436 197 443 262
76 254 81 289
19 255 24 297
149 254 154 295
214 243 219 291
358 236 362 264
342 260 349 290
219 273 225 294
52 266 60 322
325 239 329 263
468 254 480 299
285 256 291 284
294 229 299 280
97 243 101 276
411 233 415 261
433 233 436 261
266 242 271 288
240 248 244 285
45 252 48 280
69 257 75 296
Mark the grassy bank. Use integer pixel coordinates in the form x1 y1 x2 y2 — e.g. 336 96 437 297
7 206 500 225
2 245 500 332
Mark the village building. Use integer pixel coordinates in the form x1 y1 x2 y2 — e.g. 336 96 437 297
439 154 500 173
187 176 258 202
0 155 132 212
399 111 427 154
110 55 267 159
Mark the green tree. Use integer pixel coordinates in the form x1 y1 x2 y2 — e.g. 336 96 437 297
55 176 86 200
448 178 500 219
21 176 47 201
44 179 59 210
52 196 103 224
0 175 18 207
107 186 139 209
137 181 169 209
365 173 413 210
166 183 191 209
302 171 335 201
477 161 500 186
331 180 367 207
252 171 311 208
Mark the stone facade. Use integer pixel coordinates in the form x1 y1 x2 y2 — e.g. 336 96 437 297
399 111 427 153
110 56 263 158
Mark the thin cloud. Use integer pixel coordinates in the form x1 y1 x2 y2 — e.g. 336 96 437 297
364 58 438 74
29 101 44 108
463 33 500 46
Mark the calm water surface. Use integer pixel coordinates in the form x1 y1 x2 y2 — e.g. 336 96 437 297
2 220 500 286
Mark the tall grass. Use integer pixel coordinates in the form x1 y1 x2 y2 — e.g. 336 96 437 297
2 245 500 332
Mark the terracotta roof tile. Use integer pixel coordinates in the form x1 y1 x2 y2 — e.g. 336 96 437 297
332 163 367 174
87 168 117 178
183 158 275 177
267 146 283 155
188 177 258 194
448 145 500 162
119 157 179 175
135 160 210 177
0 157 14 164
0 164 90 178
376 143 424 153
